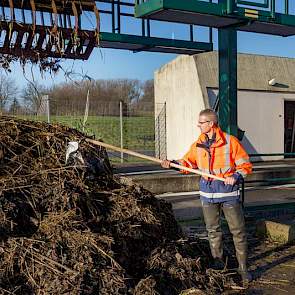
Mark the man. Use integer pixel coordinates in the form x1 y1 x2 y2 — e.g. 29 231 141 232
161 109 252 283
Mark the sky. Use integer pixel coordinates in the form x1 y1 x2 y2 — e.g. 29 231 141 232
3 0 295 91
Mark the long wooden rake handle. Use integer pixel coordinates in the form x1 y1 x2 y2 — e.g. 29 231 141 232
86 138 225 182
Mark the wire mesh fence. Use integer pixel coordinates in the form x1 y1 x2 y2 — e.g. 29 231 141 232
11 99 156 163
155 102 167 160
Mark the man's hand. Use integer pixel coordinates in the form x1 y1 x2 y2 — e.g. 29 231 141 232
224 176 236 186
161 159 171 169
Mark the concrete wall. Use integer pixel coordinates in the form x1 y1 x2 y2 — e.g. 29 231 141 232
155 53 295 161
155 55 205 159
208 89 285 161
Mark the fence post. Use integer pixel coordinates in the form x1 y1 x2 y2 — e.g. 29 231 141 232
120 100 124 163
82 89 90 132
44 95 50 124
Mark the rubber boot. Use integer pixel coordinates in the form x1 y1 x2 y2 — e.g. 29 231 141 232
222 202 252 284
237 255 252 284
202 203 224 269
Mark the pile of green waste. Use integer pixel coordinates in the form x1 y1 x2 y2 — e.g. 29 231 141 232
0 117 236 295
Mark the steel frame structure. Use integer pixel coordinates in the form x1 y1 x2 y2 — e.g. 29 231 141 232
135 0 295 37
2 0 295 133
0 1 213 60
96 0 213 54
135 0 295 135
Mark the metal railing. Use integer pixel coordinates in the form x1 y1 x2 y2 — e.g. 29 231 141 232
236 0 291 15
241 176 295 206
249 153 295 158
240 151 295 204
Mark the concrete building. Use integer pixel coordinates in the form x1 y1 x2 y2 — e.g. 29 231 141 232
155 52 295 161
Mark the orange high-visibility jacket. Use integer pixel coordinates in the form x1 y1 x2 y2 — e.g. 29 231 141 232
181 126 252 179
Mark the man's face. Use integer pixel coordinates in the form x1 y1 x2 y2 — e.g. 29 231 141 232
197 115 214 134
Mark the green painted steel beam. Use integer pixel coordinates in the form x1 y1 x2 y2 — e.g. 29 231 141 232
99 32 213 54
218 28 238 137
135 0 164 17
234 5 295 24
135 0 295 36
135 0 223 18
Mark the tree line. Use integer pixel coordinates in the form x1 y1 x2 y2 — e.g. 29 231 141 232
1 74 154 117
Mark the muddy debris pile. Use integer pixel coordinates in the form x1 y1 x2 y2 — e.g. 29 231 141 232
0 117 236 295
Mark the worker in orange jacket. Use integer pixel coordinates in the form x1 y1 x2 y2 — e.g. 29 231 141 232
161 109 252 283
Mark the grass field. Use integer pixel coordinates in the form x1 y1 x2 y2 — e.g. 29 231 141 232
17 115 156 162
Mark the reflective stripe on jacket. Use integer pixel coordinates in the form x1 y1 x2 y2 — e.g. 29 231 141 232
180 126 252 202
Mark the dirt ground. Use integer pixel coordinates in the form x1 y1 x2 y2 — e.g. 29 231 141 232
247 240 295 294
182 216 295 295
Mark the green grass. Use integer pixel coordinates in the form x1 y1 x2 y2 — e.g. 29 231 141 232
16 115 156 163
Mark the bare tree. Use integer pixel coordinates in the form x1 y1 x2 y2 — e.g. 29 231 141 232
141 79 154 103
9 97 23 115
116 79 142 103
0 74 18 112
22 81 47 114
40 78 155 117
131 79 154 115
